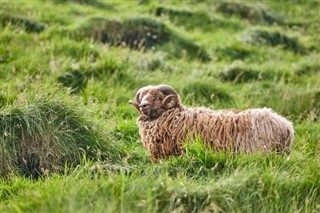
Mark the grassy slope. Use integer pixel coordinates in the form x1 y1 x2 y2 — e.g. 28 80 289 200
0 0 319 212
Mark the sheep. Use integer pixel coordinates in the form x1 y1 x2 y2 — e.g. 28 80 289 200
129 84 294 161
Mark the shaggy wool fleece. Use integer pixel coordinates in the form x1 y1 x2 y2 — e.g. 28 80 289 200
130 85 294 161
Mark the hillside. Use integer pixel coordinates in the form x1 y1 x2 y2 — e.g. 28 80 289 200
0 0 319 212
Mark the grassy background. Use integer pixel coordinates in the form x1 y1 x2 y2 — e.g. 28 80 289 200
0 0 319 212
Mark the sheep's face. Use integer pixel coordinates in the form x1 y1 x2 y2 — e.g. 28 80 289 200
129 85 180 120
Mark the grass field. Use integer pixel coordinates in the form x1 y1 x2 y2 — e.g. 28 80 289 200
0 0 319 212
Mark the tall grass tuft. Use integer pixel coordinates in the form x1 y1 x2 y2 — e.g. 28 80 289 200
243 28 305 53
72 15 210 61
0 90 111 178
218 65 269 83
0 13 47 33
216 2 283 25
57 70 88 93
152 6 213 31
73 16 170 49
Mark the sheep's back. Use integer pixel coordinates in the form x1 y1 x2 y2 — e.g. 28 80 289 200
189 107 294 153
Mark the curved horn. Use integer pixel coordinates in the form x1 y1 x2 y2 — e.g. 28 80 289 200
128 100 140 112
129 89 142 113
162 94 178 109
157 85 179 109
157 85 177 96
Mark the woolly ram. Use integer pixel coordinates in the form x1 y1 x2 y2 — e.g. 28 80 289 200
129 84 294 161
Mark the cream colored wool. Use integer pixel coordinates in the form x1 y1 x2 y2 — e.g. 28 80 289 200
129 85 294 162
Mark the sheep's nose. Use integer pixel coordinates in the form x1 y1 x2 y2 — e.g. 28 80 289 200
139 99 150 108
139 103 150 108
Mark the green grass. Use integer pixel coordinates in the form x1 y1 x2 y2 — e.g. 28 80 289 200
0 0 319 212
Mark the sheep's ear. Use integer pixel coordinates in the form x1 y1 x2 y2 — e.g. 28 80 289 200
129 100 140 113
162 94 178 110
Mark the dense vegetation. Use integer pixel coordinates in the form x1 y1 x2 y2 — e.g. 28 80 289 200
0 0 319 212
